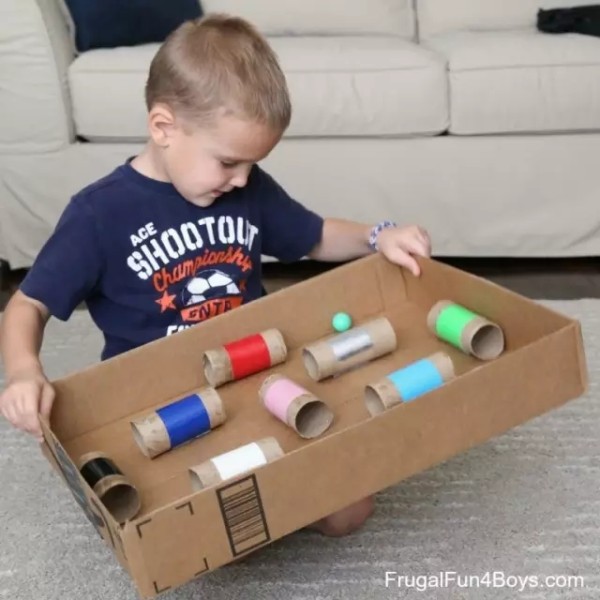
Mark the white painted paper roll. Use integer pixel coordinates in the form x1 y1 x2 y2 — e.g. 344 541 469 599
188 437 284 491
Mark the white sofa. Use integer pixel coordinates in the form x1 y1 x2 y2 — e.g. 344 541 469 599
1 0 600 269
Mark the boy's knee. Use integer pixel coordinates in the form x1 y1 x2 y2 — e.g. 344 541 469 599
310 496 375 538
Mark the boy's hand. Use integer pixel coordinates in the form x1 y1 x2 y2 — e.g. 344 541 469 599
0 369 55 442
376 225 431 277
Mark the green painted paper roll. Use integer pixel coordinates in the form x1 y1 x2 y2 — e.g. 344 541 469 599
427 300 505 360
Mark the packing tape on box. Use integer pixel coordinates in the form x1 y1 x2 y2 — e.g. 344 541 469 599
365 352 455 416
203 329 288 387
77 451 141 524
188 437 284 491
427 300 505 360
131 387 226 459
259 374 334 439
303 317 397 381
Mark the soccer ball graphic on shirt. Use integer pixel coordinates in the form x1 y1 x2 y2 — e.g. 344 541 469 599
181 269 240 306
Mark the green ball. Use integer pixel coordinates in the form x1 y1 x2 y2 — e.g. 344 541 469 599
332 312 352 333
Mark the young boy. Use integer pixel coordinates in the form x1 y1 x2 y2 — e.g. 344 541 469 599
0 15 431 537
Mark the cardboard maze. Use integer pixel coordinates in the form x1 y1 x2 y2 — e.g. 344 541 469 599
76 300 506 524
41 255 588 597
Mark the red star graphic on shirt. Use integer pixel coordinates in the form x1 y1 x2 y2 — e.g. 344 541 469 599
155 290 177 313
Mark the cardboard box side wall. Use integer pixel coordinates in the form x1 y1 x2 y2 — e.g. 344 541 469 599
39 420 131 574
39 423 157 593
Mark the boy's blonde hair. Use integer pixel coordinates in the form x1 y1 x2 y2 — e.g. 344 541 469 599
145 14 291 131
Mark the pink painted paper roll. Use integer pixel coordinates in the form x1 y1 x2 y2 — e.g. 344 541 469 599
259 374 334 439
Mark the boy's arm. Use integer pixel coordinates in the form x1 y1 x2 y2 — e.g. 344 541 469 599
1 290 50 381
0 195 101 439
0 291 55 440
308 218 371 261
253 168 430 270
309 218 432 276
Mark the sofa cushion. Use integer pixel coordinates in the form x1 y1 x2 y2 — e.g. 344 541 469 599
0 0 75 153
427 30 600 135
418 0 600 38
69 37 448 140
62 0 202 52
201 0 415 38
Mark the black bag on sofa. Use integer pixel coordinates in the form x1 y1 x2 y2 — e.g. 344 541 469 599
538 5 600 37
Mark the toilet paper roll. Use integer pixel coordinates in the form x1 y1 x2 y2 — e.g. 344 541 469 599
427 300 505 360
259 374 334 439
303 317 397 381
365 352 455 416
203 329 287 387
188 437 284 491
77 451 141 524
131 387 226 458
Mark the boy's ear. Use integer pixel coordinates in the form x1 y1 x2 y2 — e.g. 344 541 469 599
148 103 178 147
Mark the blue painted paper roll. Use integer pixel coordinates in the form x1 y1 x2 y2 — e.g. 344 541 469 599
157 394 211 447
131 387 226 458
365 352 455 416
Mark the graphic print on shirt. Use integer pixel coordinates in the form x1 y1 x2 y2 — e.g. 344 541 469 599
178 266 244 322
125 216 259 336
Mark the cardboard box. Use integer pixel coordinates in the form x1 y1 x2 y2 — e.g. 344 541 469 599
40 254 588 598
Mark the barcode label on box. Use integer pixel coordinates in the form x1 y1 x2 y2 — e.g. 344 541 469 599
217 475 270 556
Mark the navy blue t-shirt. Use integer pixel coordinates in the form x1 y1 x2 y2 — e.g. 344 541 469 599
21 162 323 360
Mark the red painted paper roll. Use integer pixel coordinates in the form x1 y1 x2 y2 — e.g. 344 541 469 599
203 329 287 387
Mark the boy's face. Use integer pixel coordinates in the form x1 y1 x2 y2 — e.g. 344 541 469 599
159 110 282 207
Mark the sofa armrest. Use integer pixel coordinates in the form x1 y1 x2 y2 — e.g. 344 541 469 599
0 0 75 153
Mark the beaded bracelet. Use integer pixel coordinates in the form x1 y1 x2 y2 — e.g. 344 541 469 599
368 220 397 251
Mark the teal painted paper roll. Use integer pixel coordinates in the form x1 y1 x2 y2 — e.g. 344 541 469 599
387 358 444 402
427 300 505 361
365 352 455 416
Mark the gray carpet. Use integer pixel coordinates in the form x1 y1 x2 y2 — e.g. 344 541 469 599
1 300 599 600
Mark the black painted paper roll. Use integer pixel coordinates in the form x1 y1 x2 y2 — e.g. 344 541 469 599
77 451 141 524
